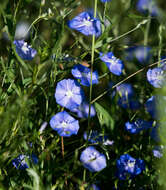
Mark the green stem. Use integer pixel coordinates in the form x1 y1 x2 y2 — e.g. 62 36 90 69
144 14 151 46
87 0 98 127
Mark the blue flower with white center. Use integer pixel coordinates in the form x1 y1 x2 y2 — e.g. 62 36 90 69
50 111 79 137
71 64 99 86
126 46 152 64
80 146 107 172
136 0 159 16
116 154 145 180
125 119 153 134
55 79 84 110
99 52 124 76
84 131 114 145
12 154 38 170
13 40 37 60
147 67 166 88
71 101 96 118
68 11 101 37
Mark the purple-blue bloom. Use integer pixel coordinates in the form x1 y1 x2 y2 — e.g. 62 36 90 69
71 101 96 118
100 52 124 76
125 119 153 134
55 79 84 110
153 146 163 158
84 130 114 145
147 67 166 88
118 97 141 110
12 154 38 170
13 40 37 60
50 111 79 137
136 0 159 16
126 46 152 64
68 11 101 37
116 154 145 180
80 146 107 172
116 83 134 98
71 64 99 86
100 0 111 2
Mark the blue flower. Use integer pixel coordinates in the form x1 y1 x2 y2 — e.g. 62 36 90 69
125 119 153 134
55 79 84 110
125 46 152 64
12 154 38 170
100 0 111 2
100 52 124 76
50 111 79 137
136 0 159 16
68 11 101 37
71 101 96 118
13 40 37 60
116 154 145 180
118 97 141 110
116 83 134 98
153 146 163 158
147 67 166 88
84 130 114 145
71 64 99 86
80 146 107 172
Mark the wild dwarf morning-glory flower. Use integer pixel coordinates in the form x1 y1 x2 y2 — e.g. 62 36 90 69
136 0 159 16
153 146 164 158
68 11 101 37
116 83 134 98
50 111 79 137
125 46 152 64
71 64 99 86
116 154 145 180
147 67 166 88
55 79 84 110
125 119 153 134
100 0 111 2
118 97 141 110
80 146 107 172
13 40 37 60
100 52 124 76
71 101 96 118
12 154 38 170
84 131 114 145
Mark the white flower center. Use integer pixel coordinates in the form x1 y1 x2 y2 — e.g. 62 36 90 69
61 121 67 128
21 42 29 53
127 160 135 168
66 90 73 98
109 56 119 65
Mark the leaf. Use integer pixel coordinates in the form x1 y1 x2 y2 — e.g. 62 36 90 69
95 102 114 130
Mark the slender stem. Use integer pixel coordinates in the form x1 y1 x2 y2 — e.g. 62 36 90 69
61 136 64 159
87 0 98 127
158 25 163 64
103 2 107 21
91 59 166 104
144 14 151 47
